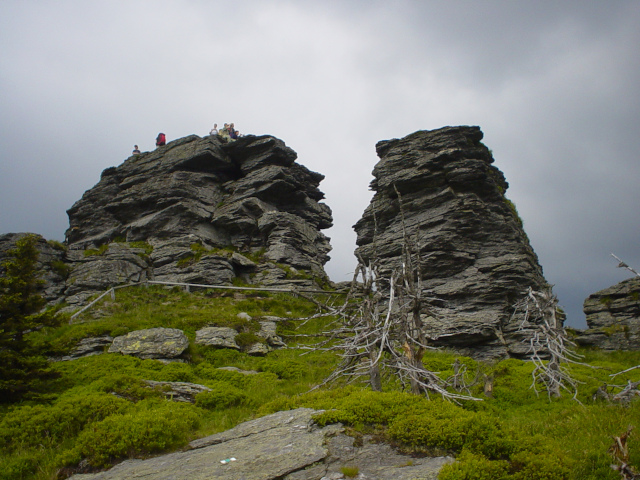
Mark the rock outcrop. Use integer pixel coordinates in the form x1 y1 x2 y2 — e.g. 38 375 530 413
575 276 640 350
1 134 333 307
354 126 550 359
69 408 452 480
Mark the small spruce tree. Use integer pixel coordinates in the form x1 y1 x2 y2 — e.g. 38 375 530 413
0 234 60 402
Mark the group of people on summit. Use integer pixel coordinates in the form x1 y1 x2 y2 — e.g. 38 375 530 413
209 123 241 142
132 124 241 155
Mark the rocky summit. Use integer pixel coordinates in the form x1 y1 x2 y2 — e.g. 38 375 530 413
0 134 333 307
354 126 550 359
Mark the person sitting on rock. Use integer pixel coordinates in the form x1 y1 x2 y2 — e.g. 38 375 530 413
209 124 218 136
156 133 166 147
229 123 238 140
218 124 231 142
132 145 141 155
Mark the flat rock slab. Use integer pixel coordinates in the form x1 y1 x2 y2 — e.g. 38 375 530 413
68 408 453 480
69 409 330 480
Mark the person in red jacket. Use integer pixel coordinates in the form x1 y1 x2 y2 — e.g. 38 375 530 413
156 133 166 147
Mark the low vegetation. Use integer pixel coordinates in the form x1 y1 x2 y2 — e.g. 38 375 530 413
1 284 640 479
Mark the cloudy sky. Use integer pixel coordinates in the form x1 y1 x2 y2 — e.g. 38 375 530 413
1 1 639 328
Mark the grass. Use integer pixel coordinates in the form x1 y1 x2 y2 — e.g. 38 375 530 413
3 287 640 480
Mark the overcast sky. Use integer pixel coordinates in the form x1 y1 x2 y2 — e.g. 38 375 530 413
1 1 639 328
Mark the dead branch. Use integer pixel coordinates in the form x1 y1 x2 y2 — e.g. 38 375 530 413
306 186 481 403
514 287 587 401
610 427 640 479
612 253 640 278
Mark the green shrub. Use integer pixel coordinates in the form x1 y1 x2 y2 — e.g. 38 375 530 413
313 390 423 427
83 244 109 257
463 414 515 459
46 240 67 252
65 400 201 467
155 362 196 383
257 358 308 380
235 332 264 348
0 393 130 449
0 452 40 480
196 347 245 367
195 382 247 409
194 363 247 388
509 450 571 480
340 465 359 477
90 374 161 401
49 260 71 279
439 450 510 480
388 401 476 450
128 241 153 256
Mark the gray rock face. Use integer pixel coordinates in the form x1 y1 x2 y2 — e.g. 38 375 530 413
195 327 241 350
354 126 550 359
64 243 151 306
69 408 451 480
108 327 189 359
59 134 332 302
575 277 640 350
195 321 286 355
53 335 114 362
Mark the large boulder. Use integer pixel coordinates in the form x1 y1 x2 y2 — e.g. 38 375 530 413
195 327 241 350
354 126 550 360
108 327 189 359
575 276 640 350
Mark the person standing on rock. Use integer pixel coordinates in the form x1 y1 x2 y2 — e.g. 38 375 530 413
209 124 218 136
156 133 166 147
132 145 141 155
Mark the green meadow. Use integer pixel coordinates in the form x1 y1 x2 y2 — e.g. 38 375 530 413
1 285 639 480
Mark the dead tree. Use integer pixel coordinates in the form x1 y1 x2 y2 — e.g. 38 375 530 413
610 427 640 479
607 254 640 399
612 253 640 278
513 287 587 400
307 189 480 403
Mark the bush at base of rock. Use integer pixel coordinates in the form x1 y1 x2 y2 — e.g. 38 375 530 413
59 400 201 468
194 382 247 409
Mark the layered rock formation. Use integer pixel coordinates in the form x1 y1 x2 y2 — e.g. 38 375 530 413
575 276 640 350
2 134 333 306
354 126 550 359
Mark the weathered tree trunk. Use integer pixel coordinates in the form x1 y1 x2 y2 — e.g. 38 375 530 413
369 352 382 391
